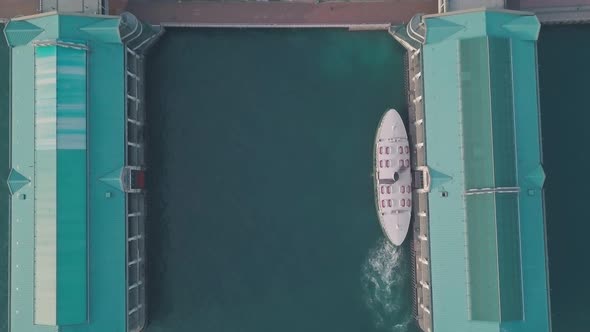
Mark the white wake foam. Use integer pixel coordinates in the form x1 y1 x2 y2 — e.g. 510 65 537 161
361 238 412 332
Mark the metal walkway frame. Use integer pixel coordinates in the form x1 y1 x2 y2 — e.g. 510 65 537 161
39 0 106 15
119 12 163 332
390 22 433 332
125 45 147 332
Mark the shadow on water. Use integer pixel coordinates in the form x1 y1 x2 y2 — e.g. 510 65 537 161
144 28 416 332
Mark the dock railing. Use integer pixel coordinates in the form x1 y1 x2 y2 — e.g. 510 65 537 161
125 44 147 332
438 0 448 13
391 19 433 332
39 0 105 14
121 14 162 332
124 30 150 332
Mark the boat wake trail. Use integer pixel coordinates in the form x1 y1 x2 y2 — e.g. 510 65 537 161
361 238 412 332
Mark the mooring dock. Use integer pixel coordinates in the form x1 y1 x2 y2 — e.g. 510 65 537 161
393 8 551 332
119 0 438 27
5 11 160 332
0 1 569 332
390 14 433 332
519 0 590 24
117 0 590 27
5 0 590 27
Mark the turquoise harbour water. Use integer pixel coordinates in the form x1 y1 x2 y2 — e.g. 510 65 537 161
144 29 416 332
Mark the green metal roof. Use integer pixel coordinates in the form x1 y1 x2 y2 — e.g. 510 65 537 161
421 9 550 332
460 36 518 190
459 35 522 322
5 14 123 47
465 192 522 321
33 43 89 326
4 20 44 46
7 13 127 332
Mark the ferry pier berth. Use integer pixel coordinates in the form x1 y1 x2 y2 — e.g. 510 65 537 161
393 8 551 332
5 10 161 332
0 1 558 332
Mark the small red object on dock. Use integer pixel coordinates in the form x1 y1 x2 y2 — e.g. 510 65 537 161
135 170 145 189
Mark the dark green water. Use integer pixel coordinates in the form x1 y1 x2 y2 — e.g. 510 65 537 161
538 25 590 332
144 29 415 332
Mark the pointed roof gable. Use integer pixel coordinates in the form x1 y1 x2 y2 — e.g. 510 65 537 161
99 167 124 191
7 168 30 195
4 20 44 47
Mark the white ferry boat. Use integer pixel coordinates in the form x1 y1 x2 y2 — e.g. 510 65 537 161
374 109 412 246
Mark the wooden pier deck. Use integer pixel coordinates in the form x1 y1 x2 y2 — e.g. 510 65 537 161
119 0 437 27
519 0 590 24
4 0 590 26
0 0 38 20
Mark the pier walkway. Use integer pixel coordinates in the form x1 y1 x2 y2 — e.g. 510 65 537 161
390 19 432 332
0 0 37 20
5 0 590 26
520 0 590 24
119 0 437 27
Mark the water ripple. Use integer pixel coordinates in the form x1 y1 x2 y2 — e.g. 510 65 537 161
361 238 412 332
